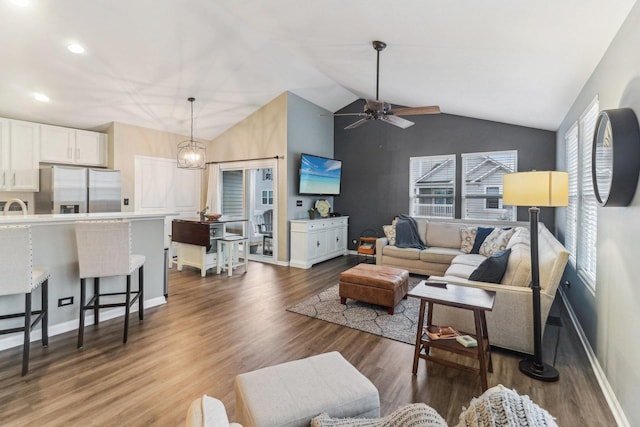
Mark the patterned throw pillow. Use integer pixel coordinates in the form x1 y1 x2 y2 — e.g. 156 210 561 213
382 222 396 246
460 226 477 254
479 228 516 257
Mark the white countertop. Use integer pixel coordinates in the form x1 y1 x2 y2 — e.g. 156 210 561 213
0 211 177 226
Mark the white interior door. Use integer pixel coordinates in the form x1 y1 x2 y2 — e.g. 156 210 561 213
135 156 202 248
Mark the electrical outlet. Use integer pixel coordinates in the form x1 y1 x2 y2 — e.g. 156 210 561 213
123 198 129 206
58 296 73 307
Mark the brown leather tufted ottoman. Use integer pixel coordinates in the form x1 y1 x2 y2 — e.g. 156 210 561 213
339 264 409 315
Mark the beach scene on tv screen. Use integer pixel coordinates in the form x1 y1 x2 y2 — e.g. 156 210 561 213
300 155 341 194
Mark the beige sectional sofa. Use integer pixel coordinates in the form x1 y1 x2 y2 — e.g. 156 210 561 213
376 219 569 354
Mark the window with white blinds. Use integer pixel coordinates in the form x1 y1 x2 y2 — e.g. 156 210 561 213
461 151 517 221
409 155 455 218
565 123 579 266
578 98 599 289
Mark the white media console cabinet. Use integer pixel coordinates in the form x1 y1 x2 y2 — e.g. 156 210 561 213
289 216 348 269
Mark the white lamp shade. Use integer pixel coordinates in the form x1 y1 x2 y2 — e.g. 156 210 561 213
503 171 568 207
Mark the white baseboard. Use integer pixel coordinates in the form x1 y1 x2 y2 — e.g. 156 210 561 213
0 297 166 352
559 289 629 427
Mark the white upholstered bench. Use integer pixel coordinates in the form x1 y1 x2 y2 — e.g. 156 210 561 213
233 352 380 427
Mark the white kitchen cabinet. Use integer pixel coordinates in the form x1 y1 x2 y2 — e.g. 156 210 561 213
0 119 8 191
290 217 348 269
40 124 106 166
0 120 40 191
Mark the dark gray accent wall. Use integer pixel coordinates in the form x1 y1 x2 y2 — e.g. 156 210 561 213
333 100 556 250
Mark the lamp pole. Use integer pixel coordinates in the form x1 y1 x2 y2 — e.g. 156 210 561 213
519 206 559 381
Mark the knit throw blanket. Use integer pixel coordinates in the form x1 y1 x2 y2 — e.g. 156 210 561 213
456 385 557 427
394 215 426 250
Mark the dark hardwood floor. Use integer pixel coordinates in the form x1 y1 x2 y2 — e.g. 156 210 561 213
0 256 616 426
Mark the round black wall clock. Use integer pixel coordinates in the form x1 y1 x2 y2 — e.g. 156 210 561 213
592 108 640 207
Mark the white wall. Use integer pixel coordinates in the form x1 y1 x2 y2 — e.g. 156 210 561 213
555 3 640 425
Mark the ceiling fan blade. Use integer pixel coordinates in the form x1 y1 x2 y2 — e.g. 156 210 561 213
380 115 414 129
330 112 368 117
389 106 441 116
344 118 370 130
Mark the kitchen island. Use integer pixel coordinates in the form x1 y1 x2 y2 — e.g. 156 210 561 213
0 212 173 351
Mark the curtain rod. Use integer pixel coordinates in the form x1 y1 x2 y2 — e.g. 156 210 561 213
206 155 283 165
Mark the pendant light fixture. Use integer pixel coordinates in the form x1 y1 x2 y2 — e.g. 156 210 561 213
177 97 206 169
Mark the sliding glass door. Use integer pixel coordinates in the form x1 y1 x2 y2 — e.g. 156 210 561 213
218 160 277 263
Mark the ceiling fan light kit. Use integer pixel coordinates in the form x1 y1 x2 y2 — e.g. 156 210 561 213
335 40 441 130
177 97 207 170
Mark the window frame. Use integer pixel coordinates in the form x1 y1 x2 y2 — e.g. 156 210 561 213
409 154 456 219
576 97 599 292
461 150 517 221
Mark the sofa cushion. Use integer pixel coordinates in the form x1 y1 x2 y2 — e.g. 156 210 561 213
445 263 477 279
480 228 515 257
502 228 532 287
419 247 463 264
460 226 477 254
469 249 511 283
452 254 487 267
382 245 420 260
425 222 465 249
471 227 494 254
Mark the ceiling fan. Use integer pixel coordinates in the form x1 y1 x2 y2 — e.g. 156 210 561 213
334 40 441 130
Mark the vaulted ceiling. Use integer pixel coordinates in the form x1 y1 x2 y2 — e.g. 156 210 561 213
0 0 635 139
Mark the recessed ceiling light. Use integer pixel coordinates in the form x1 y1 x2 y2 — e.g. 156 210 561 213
33 93 50 103
11 0 30 7
67 43 85 54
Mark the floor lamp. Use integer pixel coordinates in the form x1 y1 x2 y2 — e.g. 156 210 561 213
503 171 568 382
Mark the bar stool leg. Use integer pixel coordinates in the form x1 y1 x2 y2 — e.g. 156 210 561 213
227 242 233 277
22 293 32 376
124 275 131 343
42 279 49 347
138 265 144 321
216 240 223 274
94 277 100 325
78 278 86 348
243 240 249 273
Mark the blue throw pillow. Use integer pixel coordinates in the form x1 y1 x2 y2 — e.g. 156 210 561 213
471 227 494 254
469 249 511 283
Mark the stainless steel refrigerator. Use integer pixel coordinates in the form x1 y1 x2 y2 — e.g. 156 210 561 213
35 165 88 214
88 168 121 213
35 165 122 214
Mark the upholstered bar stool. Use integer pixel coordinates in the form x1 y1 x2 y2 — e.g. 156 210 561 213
0 225 49 375
75 220 145 348
216 236 248 277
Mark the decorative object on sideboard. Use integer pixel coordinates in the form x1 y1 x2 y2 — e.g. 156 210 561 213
315 199 331 217
177 97 206 169
307 208 315 220
591 108 640 207
503 170 568 382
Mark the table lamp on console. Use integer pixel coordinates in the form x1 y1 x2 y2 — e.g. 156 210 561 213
503 171 568 382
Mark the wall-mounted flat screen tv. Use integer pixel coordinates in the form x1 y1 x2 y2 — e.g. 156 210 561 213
299 153 342 195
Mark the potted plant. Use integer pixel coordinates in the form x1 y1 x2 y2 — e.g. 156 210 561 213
307 208 315 220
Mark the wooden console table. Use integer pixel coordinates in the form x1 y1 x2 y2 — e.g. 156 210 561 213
408 281 496 390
